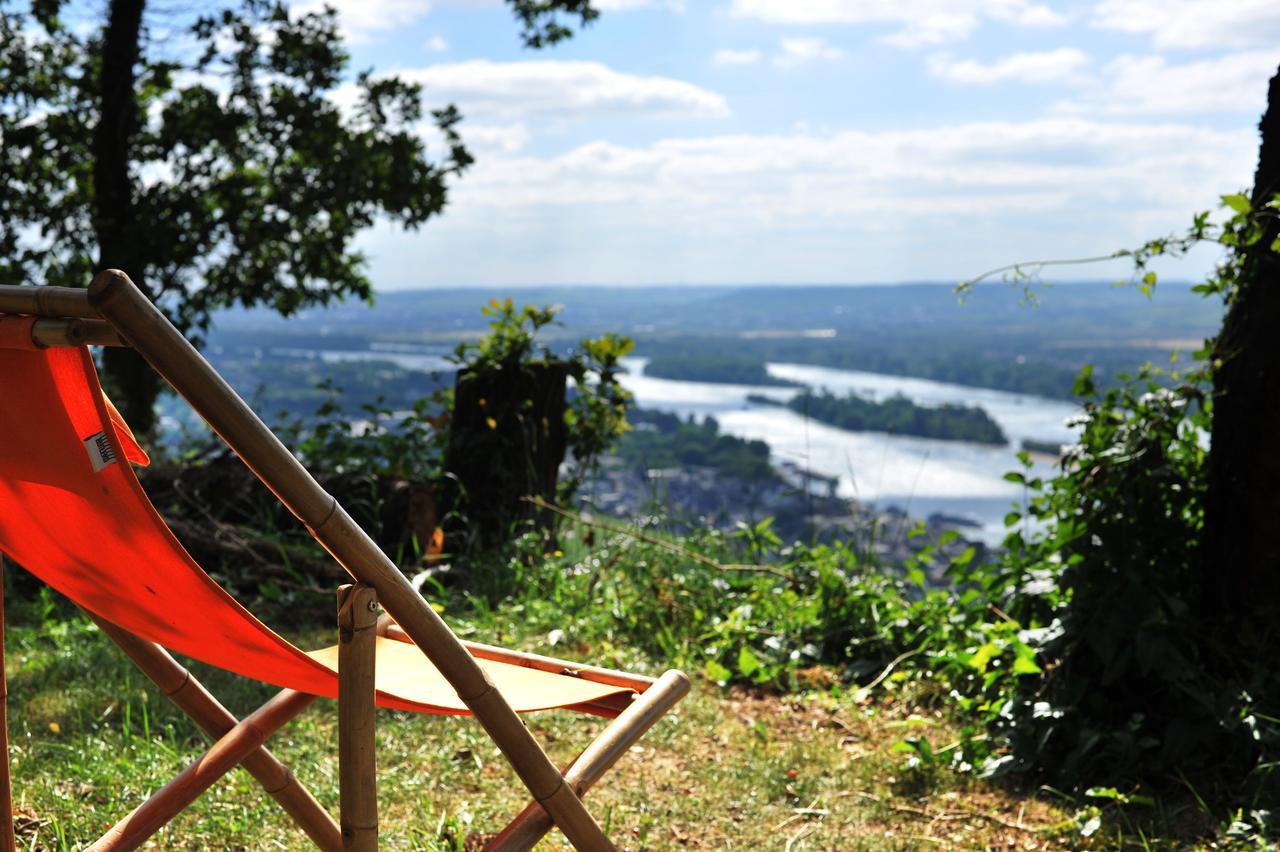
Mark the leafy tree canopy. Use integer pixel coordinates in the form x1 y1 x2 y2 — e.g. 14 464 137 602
0 0 596 428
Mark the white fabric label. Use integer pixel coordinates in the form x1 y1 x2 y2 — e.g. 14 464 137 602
84 432 118 473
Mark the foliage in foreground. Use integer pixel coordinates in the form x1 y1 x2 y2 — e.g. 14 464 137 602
5 585 1083 850
939 191 1280 843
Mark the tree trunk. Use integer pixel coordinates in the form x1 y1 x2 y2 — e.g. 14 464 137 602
92 0 161 434
1202 66 1280 625
442 361 570 549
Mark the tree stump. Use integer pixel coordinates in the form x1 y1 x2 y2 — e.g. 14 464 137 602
442 360 569 548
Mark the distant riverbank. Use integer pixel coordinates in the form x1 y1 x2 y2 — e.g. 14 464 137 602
746 389 1008 445
642 353 802 387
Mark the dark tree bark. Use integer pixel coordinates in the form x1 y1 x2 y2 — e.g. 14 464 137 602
1202 66 1280 625
92 0 162 434
442 362 570 549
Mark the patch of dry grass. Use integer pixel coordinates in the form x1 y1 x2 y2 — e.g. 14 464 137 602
3 612 1084 850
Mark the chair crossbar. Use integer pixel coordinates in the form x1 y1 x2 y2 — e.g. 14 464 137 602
488 670 691 852
91 688 315 851
85 612 342 850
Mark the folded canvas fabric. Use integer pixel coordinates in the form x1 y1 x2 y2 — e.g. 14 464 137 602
0 325 627 715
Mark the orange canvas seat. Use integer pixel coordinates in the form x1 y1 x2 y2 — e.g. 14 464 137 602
0 276 690 851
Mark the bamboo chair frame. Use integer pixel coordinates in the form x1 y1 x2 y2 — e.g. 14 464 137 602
0 273 691 851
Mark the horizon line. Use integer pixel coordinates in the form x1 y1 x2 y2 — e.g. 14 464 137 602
369 278 1190 293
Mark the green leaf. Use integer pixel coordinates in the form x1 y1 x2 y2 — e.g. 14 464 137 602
907 564 927 587
966 642 1000 672
737 646 761 677
704 660 732 684
1139 270 1156 297
1073 363 1096 397
1221 193 1252 214
1012 652 1042 675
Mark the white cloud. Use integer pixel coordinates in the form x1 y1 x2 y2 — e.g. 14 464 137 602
929 48 1091 85
459 123 531 154
729 0 1066 47
774 37 846 68
296 0 432 43
450 118 1251 222
424 35 448 52
397 60 730 120
1091 0 1280 49
713 48 762 66
1054 51 1277 116
364 117 1253 286
595 0 686 9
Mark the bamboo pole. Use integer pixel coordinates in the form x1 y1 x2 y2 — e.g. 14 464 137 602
87 269 615 852
0 558 15 852
30 318 125 348
379 618 656 693
85 612 342 851
90 689 315 851
0 285 98 319
338 585 378 851
486 670 691 852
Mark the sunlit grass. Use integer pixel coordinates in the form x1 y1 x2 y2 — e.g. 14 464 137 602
3 597 1082 850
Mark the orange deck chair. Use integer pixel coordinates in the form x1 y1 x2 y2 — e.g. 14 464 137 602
0 271 689 851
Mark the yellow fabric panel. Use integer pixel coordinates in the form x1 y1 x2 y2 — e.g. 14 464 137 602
308 638 631 714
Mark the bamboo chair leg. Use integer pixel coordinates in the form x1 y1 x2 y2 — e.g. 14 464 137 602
90 689 315 852
338 584 378 851
85 612 342 851
0 559 15 852
91 268 615 851
487 671 691 852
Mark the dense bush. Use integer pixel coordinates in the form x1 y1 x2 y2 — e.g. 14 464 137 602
928 193 1280 838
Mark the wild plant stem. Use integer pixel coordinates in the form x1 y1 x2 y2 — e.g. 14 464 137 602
522 495 798 583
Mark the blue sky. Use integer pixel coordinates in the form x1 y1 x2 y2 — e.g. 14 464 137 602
301 0 1279 288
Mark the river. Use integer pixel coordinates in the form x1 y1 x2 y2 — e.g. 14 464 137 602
314 349 1081 545
615 359 1079 544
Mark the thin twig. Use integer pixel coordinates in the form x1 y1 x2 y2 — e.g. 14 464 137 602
844 792 1045 834
784 826 816 851
172 478 270 566
523 495 798 583
847 791 934 819
987 603 1017 625
958 252 1128 289
860 647 922 693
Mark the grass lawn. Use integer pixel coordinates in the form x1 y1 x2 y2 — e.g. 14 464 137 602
1 596 1080 850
